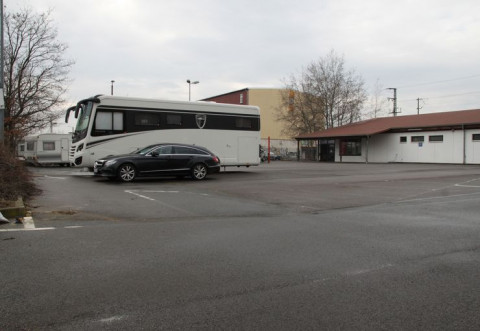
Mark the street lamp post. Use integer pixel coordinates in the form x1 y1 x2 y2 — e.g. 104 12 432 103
111 80 115 96
186 79 199 101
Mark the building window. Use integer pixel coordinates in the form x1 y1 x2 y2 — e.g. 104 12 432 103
340 138 362 156
400 136 407 143
411 136 424 143
473 134 480 141
43 141 55 151
240 93 244 104
429 135 443 142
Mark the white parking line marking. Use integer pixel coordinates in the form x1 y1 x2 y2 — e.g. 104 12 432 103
99 315 127 324
0 227 56 232
124 190 156 201
0 226 84 233
23 216 35 229
398 191 480 203
44 175 66 179
124 190 194 215
455 177 480 188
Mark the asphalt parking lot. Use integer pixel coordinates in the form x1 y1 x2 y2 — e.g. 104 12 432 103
2 161 480 330
27 161 480 223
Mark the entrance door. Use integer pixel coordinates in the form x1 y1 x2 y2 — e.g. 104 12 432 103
319 139 335 162
61 139 69 162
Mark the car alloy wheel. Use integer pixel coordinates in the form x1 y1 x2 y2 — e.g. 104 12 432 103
118 163 136 182
192 163 207 180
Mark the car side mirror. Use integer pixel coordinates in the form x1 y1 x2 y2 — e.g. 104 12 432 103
151 150 159 157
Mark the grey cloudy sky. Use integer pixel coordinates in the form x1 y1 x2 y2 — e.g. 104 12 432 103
9 0 480 126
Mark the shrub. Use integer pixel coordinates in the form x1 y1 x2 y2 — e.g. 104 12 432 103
0 144 40 204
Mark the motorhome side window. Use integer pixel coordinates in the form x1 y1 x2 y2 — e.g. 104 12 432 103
235 117 252 129
93 111 124 136
27 141 35 151
135 113 160 126
166 114 182 126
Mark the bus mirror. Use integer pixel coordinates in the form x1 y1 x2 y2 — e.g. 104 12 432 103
74 104 83 119
65 106 75 123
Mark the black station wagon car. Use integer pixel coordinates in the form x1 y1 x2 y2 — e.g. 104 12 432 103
94 143 221 182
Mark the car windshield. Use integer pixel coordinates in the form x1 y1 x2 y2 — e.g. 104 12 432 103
134 145 158 155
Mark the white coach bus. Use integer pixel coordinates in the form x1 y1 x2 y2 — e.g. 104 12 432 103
65 95 261 169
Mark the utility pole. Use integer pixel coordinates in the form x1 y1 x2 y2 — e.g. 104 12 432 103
416 98 424 115
387 88 398 117
0 0 4 143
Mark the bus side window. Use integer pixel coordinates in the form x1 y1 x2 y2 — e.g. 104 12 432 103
93 111 124 136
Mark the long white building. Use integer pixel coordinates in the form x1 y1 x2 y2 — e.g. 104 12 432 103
296 109 480 164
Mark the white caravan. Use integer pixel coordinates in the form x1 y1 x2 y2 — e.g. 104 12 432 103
18 134 71 166
65 95 261 169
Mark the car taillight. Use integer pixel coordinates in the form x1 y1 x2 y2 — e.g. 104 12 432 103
213 156 220 163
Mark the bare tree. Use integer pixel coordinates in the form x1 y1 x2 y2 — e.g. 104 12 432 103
3 8 74 150
277 50 367 136
276 74 325 138
364 78 388 119
308 50 367 129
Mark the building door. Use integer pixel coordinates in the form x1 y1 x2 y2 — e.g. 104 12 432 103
319 139 335 162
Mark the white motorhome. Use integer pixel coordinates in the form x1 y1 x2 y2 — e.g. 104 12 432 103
18 134 71 166
65 95 261 169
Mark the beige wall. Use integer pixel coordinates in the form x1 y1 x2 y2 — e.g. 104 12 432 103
247 89 291 140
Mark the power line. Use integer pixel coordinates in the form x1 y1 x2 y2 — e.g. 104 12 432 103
396 74 480 89
399 90 480 103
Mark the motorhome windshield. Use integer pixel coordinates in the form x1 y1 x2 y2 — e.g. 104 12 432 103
72 101 93 143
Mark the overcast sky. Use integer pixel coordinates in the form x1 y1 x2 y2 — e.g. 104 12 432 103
9 0 480 132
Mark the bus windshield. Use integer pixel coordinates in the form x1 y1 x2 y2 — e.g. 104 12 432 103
72 101 94 143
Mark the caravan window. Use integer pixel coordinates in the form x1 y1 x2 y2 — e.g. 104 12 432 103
43 141 56 151
27 141 35 151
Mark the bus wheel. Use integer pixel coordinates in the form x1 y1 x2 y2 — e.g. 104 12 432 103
118 163 136 182
191 163 207 180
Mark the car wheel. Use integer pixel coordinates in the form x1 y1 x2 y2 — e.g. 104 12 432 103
191 163 207 180
117 163 136 182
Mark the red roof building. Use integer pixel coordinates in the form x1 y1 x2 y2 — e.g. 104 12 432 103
295 109 480 164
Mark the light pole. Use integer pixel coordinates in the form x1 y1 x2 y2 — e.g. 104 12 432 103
186 79 199 101
111 80 115 96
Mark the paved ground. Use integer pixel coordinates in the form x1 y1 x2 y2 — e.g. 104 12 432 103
1 162 480 330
